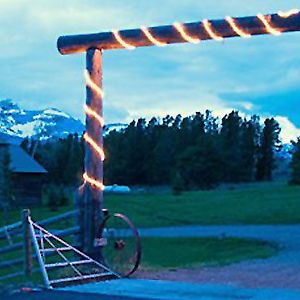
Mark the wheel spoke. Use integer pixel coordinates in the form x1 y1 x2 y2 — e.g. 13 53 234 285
100 213 141 276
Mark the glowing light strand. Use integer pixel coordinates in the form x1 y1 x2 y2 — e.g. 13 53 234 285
111 11 293 51
83 132 105 161
257 14 282 36
83 71 105 191
141 26 166 47
202 19 224 41
225 16 251 38
278 9 299 18
83 173 105 191
173 22 200 44
84 104 104 127
80 12 293 190
112 30 136 50
84 70 104 98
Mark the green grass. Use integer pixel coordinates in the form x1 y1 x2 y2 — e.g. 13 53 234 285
141 237 277 269
105 182 300 227
0 237 277 286
0 205 72 228
2 182 292 287
2 182 300 228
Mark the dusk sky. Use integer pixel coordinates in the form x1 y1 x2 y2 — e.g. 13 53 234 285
1 0 300 142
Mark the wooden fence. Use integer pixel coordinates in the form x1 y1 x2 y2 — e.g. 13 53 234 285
0 210 79 282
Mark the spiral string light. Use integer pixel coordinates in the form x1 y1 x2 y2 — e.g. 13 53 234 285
257 14 282 36
278 9 299 18
84 70 104 97
83 70 105 191
202 19 224 41
225 16 251 38
173 22 201 44
83 172 105 191
83 132 105 161
112 29 136 50
84 104 104 127
141 26 166 47
105 10 300 51
81 11 298 192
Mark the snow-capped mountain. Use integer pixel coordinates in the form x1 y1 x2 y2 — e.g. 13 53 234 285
0 99 84 142
0 99 128 143
104 123 128 135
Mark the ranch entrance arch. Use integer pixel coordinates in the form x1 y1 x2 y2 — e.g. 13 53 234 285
57 9 300 255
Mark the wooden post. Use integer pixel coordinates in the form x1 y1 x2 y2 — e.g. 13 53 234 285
22 209 32 277
83 49 103 256
57 12 300 54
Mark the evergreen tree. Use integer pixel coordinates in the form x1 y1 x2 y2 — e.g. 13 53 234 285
104 130 128 185
151 116 177 185
240 116 260 182
220 111 242 182
290 138 300 185
204 110 219 135
256 118 281 181
64 134 83 185
190 112 205 143
177 135 221 190
0 147 15 207
20 137 30 153
171 171 184 195
26 110 285 190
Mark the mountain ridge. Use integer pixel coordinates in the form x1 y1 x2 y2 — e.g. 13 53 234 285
0 99 126 143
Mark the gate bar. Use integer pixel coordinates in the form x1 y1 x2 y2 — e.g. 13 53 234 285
57 11 300 54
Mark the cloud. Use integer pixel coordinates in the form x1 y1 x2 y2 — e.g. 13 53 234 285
1 0 300 142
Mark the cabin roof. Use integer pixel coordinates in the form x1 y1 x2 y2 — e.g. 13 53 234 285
0 142 47 174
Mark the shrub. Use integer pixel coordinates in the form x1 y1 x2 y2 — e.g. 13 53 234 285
171 171 185 196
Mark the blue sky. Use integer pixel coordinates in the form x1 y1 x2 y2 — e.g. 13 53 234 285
1 0 300 142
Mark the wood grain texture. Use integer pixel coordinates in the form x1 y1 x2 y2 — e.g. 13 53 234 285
57 12 300 54
83 49 103 255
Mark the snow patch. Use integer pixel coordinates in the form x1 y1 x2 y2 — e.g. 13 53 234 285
43 109 70 118
11 122 37 137
275 116 300 144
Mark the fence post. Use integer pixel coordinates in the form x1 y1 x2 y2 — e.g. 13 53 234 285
22 209 32 277
84 49 104 257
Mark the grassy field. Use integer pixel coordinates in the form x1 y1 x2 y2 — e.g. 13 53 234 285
108 182 300 227
141 237 277 269
1 183 290 286
2 182 300 228
0 236 277 287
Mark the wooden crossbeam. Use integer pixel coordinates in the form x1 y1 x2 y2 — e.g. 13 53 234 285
57 11 300 55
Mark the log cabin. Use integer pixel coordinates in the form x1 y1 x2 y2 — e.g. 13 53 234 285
0 140 47 207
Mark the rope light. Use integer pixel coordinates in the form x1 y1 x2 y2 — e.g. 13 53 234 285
278 9 299 18
257 14 282 36
225 16 251 38
141 26 166 47
83 132 105 161
173 22 201 44
84 70 105 191
84 104 104 127
112 30 136 50
202 19 224 41
83 173 105 191
84 70 104 97
80 11 296 190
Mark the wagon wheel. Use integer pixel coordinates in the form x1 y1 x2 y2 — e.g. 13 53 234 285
99 213 141 277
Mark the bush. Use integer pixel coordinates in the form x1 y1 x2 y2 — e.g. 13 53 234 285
59 187 70 206
171 171 185 196
44 184 71 210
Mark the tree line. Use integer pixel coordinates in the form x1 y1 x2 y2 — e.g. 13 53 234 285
104 111 281 190
19 110 293 192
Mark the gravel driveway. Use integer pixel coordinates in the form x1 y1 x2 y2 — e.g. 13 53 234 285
136 225 300 290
